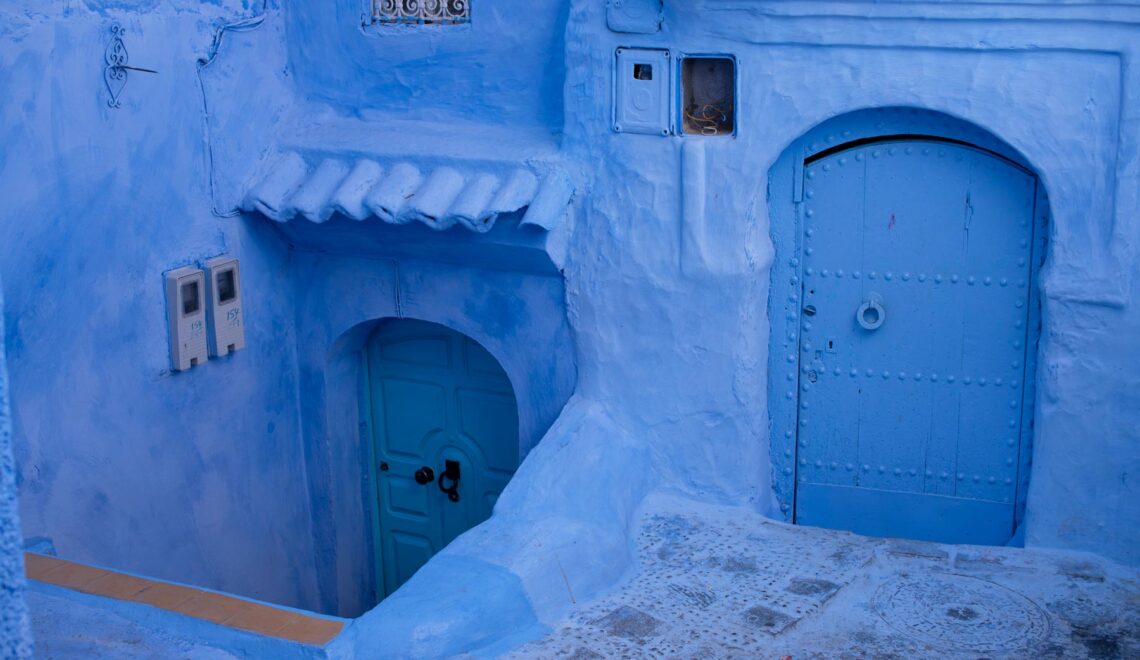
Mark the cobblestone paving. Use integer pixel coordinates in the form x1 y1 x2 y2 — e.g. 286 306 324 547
508 494 1140 659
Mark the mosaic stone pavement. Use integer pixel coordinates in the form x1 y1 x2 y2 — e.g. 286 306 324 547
507 494 1140 659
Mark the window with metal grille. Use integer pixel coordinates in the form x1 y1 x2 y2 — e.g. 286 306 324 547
371 0 469 25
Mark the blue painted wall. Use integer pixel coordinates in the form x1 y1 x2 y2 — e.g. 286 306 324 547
543 0 1140 567
0 279 32 658
284 1 567 130
0 1 324 610
334 2 1140 651
0 0 578 619
1 0 1139 654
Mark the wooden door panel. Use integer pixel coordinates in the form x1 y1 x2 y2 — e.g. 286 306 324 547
794 141 1036 544
367 319 519 598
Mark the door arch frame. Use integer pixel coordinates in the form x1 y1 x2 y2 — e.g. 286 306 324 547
766 107 1050 542
289 257 576 617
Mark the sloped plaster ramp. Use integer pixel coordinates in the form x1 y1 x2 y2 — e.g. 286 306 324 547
510 494 1140 658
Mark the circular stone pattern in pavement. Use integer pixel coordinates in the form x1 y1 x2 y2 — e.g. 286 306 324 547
872 572 1051 653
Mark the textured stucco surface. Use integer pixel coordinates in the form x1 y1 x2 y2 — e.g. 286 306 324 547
0 280 31 658
327 2 1140 653
0 1 323 611
1 0 1139 657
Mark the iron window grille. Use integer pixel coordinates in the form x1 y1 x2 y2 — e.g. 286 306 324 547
371 0 469 25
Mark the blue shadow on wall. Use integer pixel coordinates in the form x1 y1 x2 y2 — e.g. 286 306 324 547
268 211 557 276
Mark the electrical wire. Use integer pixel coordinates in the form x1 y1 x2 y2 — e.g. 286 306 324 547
684 101 733 136
196 9 269 218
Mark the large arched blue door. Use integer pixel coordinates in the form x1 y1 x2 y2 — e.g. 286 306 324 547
788 139 1041 545
365 319 519 597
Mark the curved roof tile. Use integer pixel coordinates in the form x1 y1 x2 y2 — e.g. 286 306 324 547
242 152 569 233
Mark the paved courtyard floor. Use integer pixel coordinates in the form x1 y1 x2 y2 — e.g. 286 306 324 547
508 494 1140 659
25 492 1140 658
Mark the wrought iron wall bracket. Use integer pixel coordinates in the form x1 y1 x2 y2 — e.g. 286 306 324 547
104 23 158 108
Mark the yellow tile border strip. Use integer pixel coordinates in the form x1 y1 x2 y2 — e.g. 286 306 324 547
24 552 345 646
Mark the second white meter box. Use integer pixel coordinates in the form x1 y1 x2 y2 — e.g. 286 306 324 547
165 266 208 371
204 256 245 357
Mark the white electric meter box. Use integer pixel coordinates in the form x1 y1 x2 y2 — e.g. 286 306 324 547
614 47 671 136
204 256 245 357
165 266 208 371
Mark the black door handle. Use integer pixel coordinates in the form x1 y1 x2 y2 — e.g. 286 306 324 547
414 466 434 485
437 459 460 502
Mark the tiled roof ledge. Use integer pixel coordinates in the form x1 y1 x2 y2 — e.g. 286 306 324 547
242 150 572 234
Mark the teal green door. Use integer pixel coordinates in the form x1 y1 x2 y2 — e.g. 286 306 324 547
366 319 519 597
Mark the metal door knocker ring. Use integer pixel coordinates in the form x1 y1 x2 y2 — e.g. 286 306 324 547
857 295 886 330
438 459 461 503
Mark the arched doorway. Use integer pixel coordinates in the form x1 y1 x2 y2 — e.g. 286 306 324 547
364 318 520 597
768 111 1047 546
